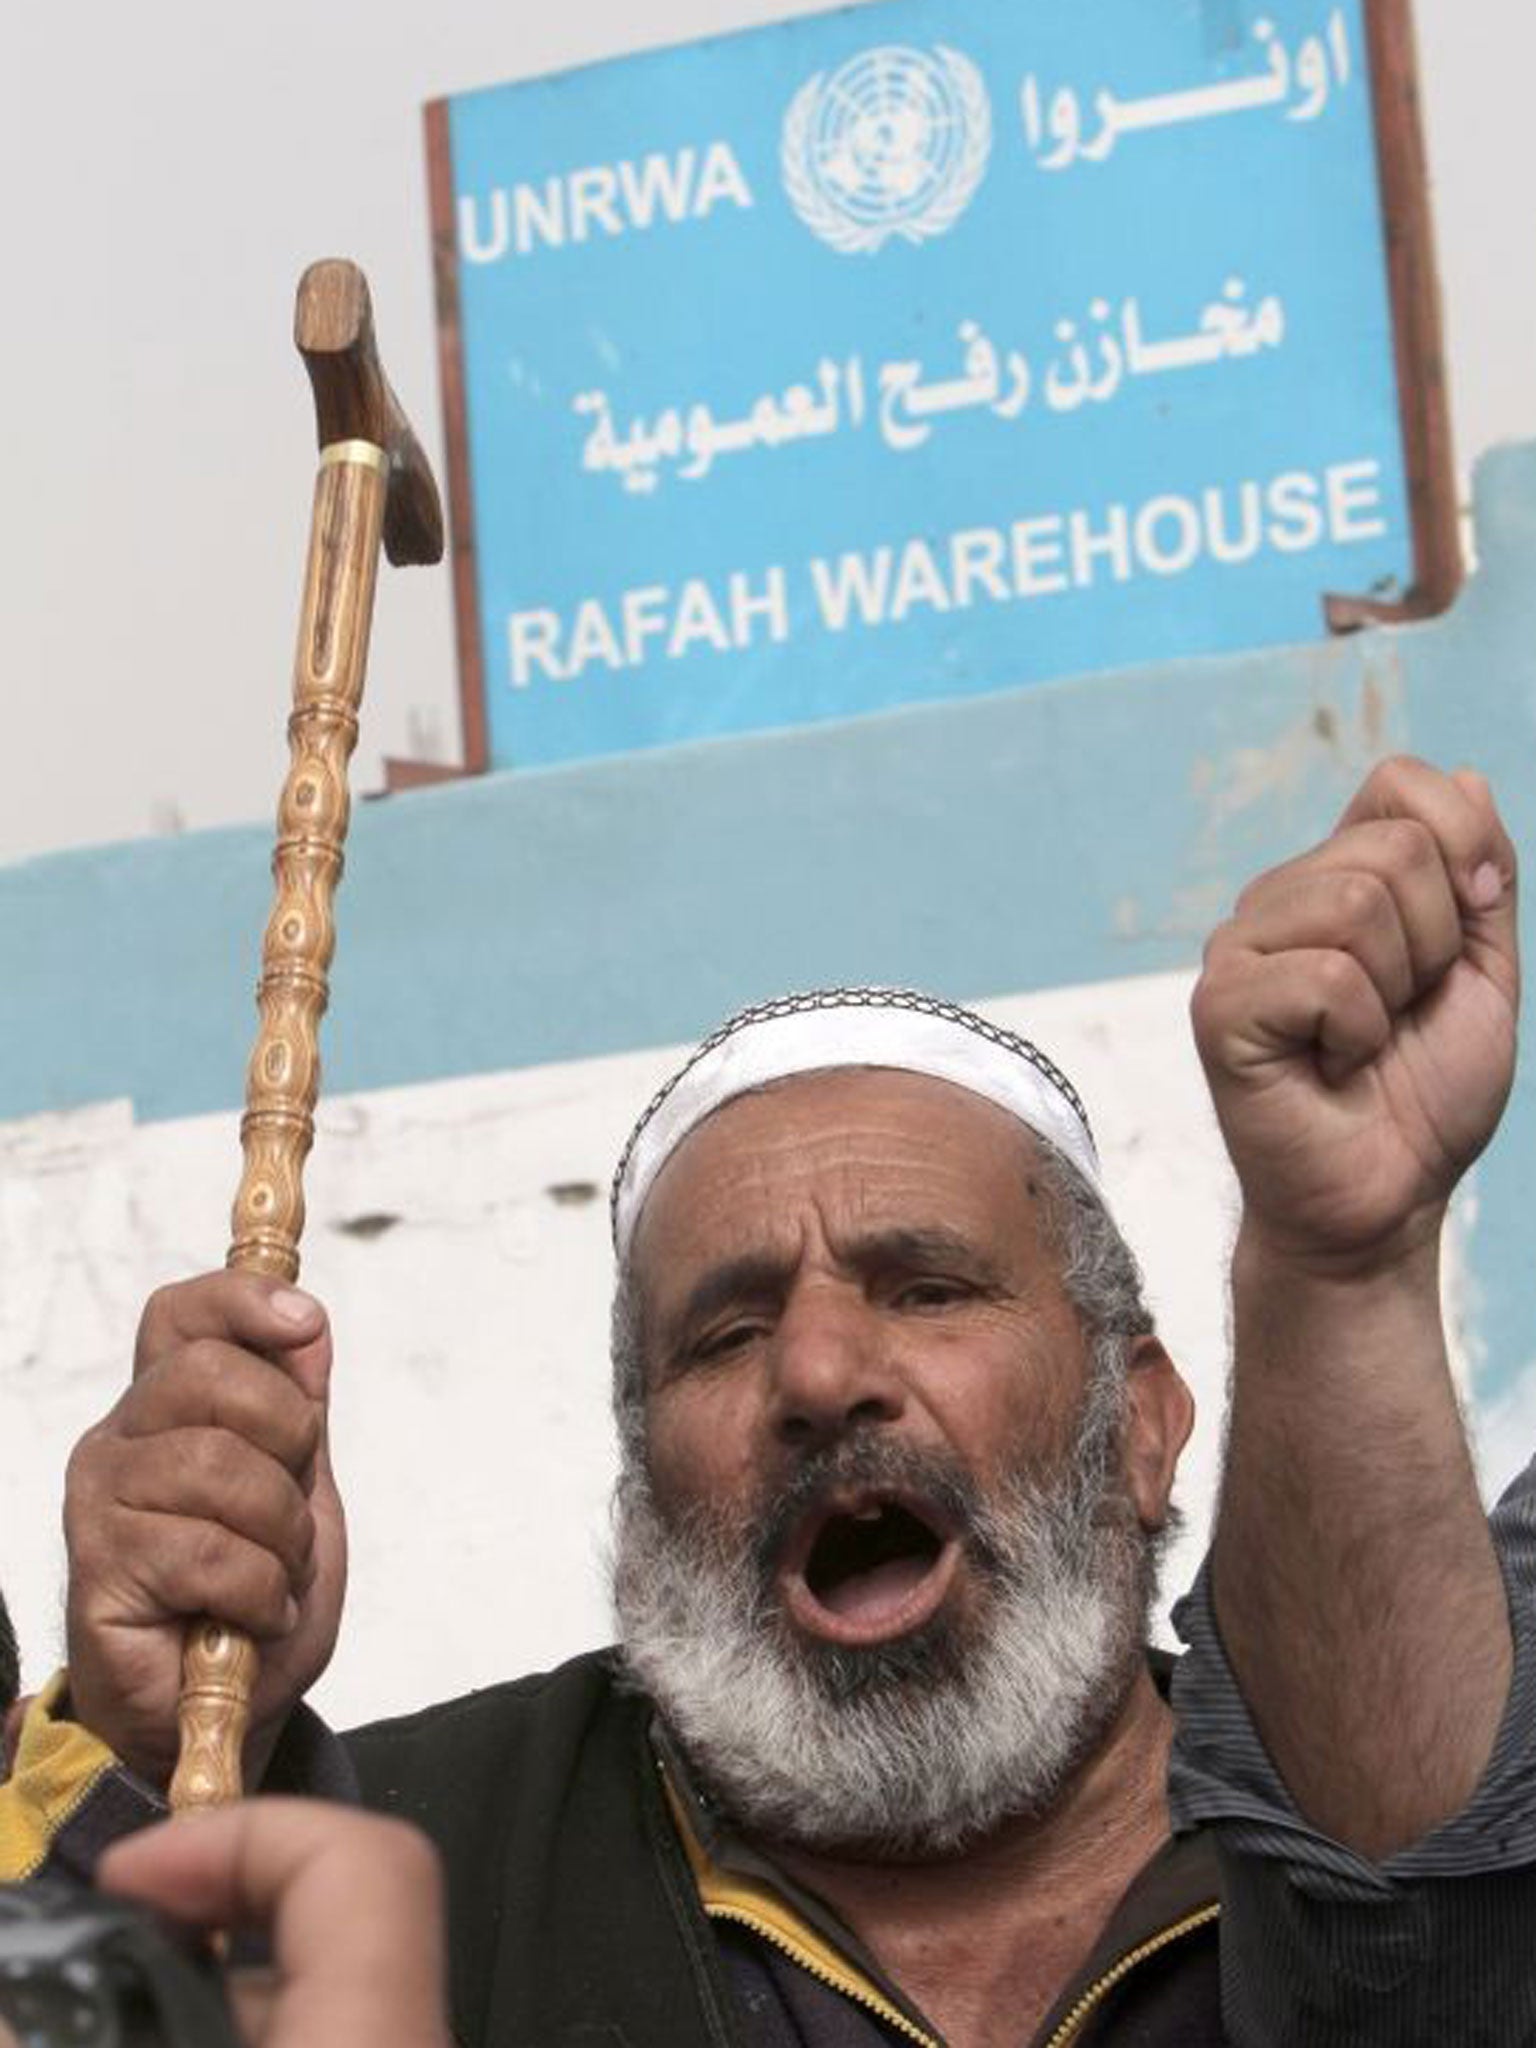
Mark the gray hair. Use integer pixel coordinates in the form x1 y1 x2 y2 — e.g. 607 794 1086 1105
610 1127 1153 1469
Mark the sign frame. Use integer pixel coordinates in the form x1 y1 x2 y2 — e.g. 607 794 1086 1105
409 0 1456 786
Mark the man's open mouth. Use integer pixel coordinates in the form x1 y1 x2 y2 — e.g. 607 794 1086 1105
778 1490 960 1646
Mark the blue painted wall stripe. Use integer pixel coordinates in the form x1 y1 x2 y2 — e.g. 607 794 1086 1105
4 446 1533 1399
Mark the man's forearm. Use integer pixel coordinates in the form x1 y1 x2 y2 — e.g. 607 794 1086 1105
1211 1223 1512 1862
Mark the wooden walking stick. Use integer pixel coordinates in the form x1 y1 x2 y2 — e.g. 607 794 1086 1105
169 261 443 1813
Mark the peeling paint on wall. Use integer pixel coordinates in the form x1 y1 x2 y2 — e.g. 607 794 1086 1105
1190 651 1406 870
0 969 1500 1731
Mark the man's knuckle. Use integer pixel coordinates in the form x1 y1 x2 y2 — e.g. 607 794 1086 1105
268 1397 320 1475
64 1488 113 1563
138 1282 181 1336
1232 872 1267 917
1370 750 1426 792
1188 977 1236 1055
1316 950 1365 1003
254 1557 294 1629
1335 870 1392 932
189 1522 235 1579
65 1425 108 1487
187 1427 243 1493
1379 817 1435 870
179 1335 228 1383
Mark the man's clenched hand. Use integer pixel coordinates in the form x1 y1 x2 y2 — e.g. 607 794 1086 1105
1191 756 1519 1272
64 1273 346 1786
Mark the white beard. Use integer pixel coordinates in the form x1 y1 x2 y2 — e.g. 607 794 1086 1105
610 1376 1157 1860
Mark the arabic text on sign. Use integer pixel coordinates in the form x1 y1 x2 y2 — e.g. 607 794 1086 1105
576 278 1287 495
1020 9 1352 172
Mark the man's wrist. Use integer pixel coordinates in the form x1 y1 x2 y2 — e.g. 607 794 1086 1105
1231 1206 1447 1298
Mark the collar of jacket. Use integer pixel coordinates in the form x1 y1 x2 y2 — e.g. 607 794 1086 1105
654 1649 1221 2048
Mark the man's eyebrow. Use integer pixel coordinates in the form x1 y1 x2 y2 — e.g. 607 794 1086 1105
657 1229 1008 1359
841 1226 1007 1288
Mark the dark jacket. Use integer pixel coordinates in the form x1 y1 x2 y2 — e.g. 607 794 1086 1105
347 1648 1224 2048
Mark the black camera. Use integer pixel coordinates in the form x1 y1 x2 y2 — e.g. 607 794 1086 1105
0 1879 239 2048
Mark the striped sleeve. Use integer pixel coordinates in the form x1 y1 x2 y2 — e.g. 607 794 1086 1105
1166 1457 1536 2043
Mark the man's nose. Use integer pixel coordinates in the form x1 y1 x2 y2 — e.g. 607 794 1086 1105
767 1285 904 1448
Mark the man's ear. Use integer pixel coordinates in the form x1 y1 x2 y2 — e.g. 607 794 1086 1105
1121 1337 1195 1531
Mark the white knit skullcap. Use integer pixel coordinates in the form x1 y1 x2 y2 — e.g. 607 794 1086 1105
611 988 1100 1256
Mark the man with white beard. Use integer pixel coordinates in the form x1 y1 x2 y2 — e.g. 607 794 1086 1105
607 1071 1165 1866
7 758 1536 2045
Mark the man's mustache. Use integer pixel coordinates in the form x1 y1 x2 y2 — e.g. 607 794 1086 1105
750 1436 992 1586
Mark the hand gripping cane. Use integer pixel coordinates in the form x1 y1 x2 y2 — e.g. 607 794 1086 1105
169 262 443 1812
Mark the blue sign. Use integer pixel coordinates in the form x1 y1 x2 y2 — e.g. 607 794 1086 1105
431 0 1411 771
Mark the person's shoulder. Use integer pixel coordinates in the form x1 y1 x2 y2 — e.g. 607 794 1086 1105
343 1648 651 1853
343 1647 633 1764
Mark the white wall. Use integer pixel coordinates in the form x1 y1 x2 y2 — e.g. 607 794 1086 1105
3 968 1496 1726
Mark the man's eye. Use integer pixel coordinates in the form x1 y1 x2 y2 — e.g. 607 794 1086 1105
890 1278 973 1311
691 1320 763 1362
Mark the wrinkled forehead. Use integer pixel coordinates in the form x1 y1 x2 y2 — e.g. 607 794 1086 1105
611 990 1099 1259
630 1068 1062 1314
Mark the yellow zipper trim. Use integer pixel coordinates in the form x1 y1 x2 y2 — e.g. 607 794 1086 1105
663 1773 940 2045
1039 1902 1221 2048
704 1899 942 2048
663 1765 1217 2048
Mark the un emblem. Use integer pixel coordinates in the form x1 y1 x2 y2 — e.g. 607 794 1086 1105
781 45 992 256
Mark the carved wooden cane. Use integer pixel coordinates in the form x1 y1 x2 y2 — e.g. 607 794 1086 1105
169 262 443 1813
